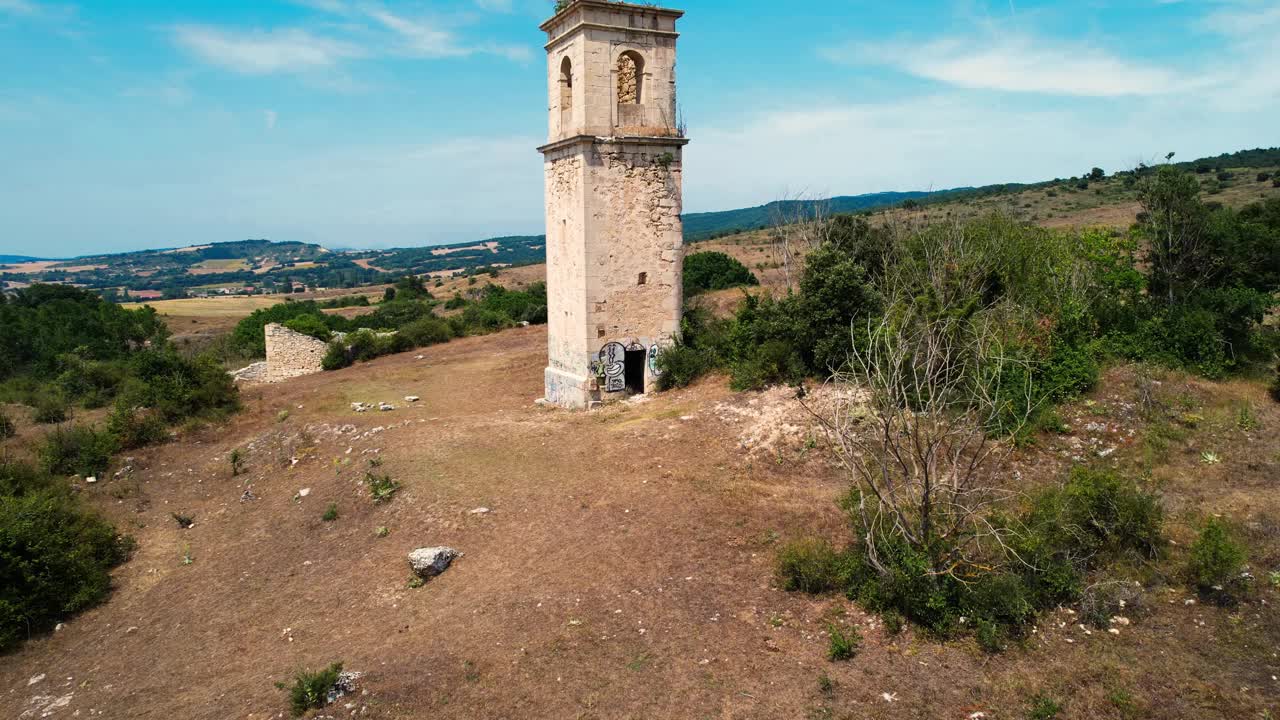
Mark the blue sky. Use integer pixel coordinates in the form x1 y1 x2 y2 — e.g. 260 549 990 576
1 0 1277 257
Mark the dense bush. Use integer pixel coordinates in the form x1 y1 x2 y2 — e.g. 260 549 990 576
683 251 758 296
398 317 454 347
1187 518 1246 601
32 394 68 424
780 468 1163 649
229 300 331 358
283 314 333 342
38 423 117 477
0 458 131 651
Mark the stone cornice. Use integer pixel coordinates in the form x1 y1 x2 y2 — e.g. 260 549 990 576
540 1 684 33
537 134 690 154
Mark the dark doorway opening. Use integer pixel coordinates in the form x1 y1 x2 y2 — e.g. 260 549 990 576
624 349 646 394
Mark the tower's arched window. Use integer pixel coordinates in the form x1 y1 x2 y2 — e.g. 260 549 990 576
559 56 573 113
616 51 643 105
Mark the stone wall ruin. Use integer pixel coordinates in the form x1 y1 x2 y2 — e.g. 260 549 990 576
263 322 329 383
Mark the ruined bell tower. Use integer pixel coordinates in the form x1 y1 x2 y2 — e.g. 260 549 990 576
538 0 688 409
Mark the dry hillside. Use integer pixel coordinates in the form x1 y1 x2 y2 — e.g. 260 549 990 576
2 324 1278 719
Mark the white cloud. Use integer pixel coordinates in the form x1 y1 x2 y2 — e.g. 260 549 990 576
174 2 531 77
172 25 363 74
264 109 278 130
684 90 1278 213
827 35 1184 97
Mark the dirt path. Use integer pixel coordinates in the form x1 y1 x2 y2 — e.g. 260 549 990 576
3 328 1277 719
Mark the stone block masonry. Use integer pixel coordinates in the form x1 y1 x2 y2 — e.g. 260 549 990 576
538 1 688 409
263 323 329 383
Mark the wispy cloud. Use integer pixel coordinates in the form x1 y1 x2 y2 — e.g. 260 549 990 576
172 25 363 75
174 1 531 76
825 34 1184 97
264 109 278 130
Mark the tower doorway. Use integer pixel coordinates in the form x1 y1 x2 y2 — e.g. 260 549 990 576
624 348 646 394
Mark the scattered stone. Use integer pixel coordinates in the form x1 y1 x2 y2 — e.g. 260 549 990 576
125 626 138 634
469 507 491 515
379 402 396 412
414 355 425 360
28 673 45 686
408 546 459 580
54 623 64 632
352 402 372 413
298 488 311 498
240 489 257 502
327 670 363 704
404 396 420 403
84 476 97 484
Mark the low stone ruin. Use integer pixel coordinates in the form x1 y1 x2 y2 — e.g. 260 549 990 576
263 323 330 382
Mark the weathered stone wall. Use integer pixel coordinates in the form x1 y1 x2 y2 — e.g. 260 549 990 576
263 323 329 383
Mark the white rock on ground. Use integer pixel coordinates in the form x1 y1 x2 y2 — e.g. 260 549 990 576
379 402 395 411
404 396 420 402
408 547 458 580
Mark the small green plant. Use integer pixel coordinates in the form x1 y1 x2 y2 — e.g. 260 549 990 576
368 456 384 468
1235 401 1260 431
1188 518 1246 599
1027 694 1063 720
279 662 343 716
172 512 194 528
321 503 339 522
408 576 425 589
776 538 850 594
1269 570 1280 589
881 610 904 636
826 624 859 661
180 544 194 565
375 525 390 538
364 472 401 504
817 672 835 698
276 409 290 423
1200 451 1221 465
230 448 245 476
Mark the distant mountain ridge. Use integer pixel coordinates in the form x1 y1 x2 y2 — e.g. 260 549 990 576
3 145 1275 297
682 191 944 241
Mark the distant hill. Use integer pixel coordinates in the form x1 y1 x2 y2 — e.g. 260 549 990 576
4 145 1275 299
683 191 938 241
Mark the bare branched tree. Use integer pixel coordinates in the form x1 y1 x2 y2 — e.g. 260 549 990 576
768 192 832 292
806 295 1038 582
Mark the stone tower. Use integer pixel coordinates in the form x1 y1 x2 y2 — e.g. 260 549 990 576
538 0 688 409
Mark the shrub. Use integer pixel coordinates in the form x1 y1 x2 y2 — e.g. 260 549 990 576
39 423 117 477
106 403 169 450
283 314 333 342
776 537 851 594
364 472 400 504
322 503 339 522
230 301 328 358
1027 694 1063 720
0 460 131 651
826 624 859 661
682 251 758 296
1187 518 1246 598
1270 360 1280 403
0 410 13 439
399 317 453 347
281 662 343 716
321 341 351 371
33 393 69 424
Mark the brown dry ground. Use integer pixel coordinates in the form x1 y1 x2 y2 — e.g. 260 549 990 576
2 325 1278 720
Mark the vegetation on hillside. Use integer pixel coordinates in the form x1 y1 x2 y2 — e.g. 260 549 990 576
0 458 134 652
0 285 239 651
682 251 759 297
660 164 1279 647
